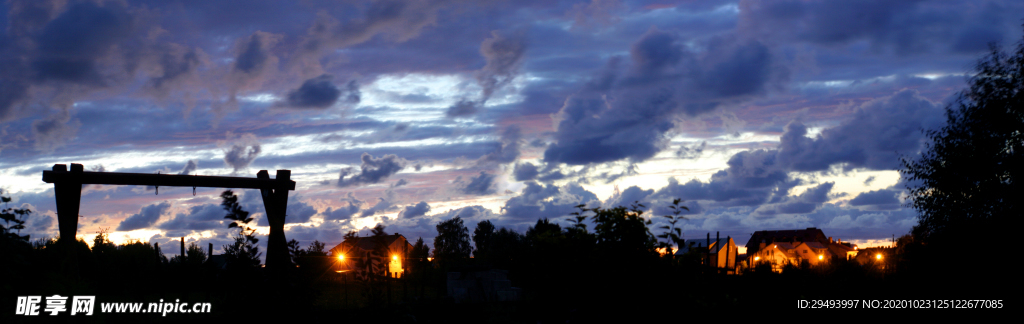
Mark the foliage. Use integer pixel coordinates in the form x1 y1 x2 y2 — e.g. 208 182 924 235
221 190 254 231
306 240 327 256
0 189 32 242
410 237 429 260
590 202 657 258
656 198 689 255
223 232 261 270
488 228 526 270
899 34 1022 267
91 228 117 258
220 190 261 270
566 204 589 233
525 218 561 243
185 242 207 265
562 204 596 261
344 230 359 240
287 239 302 261
432 216 471 265
369 224 390 259
472 220 495 259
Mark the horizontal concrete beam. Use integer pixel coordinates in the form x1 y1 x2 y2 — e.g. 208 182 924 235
43 168 295 190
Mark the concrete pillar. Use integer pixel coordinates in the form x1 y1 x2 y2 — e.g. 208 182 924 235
53 164 83 277
258 170 291 272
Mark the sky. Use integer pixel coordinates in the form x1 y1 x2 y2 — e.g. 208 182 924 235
1 0 1021 259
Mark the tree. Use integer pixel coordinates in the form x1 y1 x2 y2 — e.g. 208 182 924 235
432 216 471 265
656 199 688 256
306 240 327 256
91 228 117 258
590 202 657 258
287 239 303 260
472 220 495 259
899 37 1022 250
184 242 207 265
566 204 589 233
220 190 261 270
488 228 525 269
410 237 429 260
0 190 32 242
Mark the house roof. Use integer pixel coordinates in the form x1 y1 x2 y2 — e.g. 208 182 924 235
205 255 227 270
330 234 411 255
745 227 828 248
802 242 828 250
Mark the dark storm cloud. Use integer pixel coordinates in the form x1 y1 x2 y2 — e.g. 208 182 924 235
146 43 205 96
460 171 497 195
793 203 920 240
567 0 626 29
117 201 171 231
256 194 318 226
398 201 431 219
444 31 527 118
435 205 495 223
849 189 901 210
477 125 521 164
337 153 406 187
278 74 344 109
754 182 835 216
285 195 317 224
513 162 539 181
232 31 280 77
4 0 64 39
158 204 224 231
604 185 654 209
323 192 362 221
501 182 599 222
26 213 54 234
445 99 481 118
544 28 784 165
0 68 30 122
296 0 461 71
737 0 1021 55
776 89 944 172
31 110 80 152
283 219 347 247
361 198 394 217
177 160 198 175
223 134 262 172
676 141 706 159
477 31 527 101
31 2 132 85
649 148 791 208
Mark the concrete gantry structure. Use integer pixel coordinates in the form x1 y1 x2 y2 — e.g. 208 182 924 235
42 163 296 275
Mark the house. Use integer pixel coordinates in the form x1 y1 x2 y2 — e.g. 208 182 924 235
204 242 227 270
744 228 859 272
673 232 739 273
330 233 414 278
854 247 893 270
746 227 829 255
